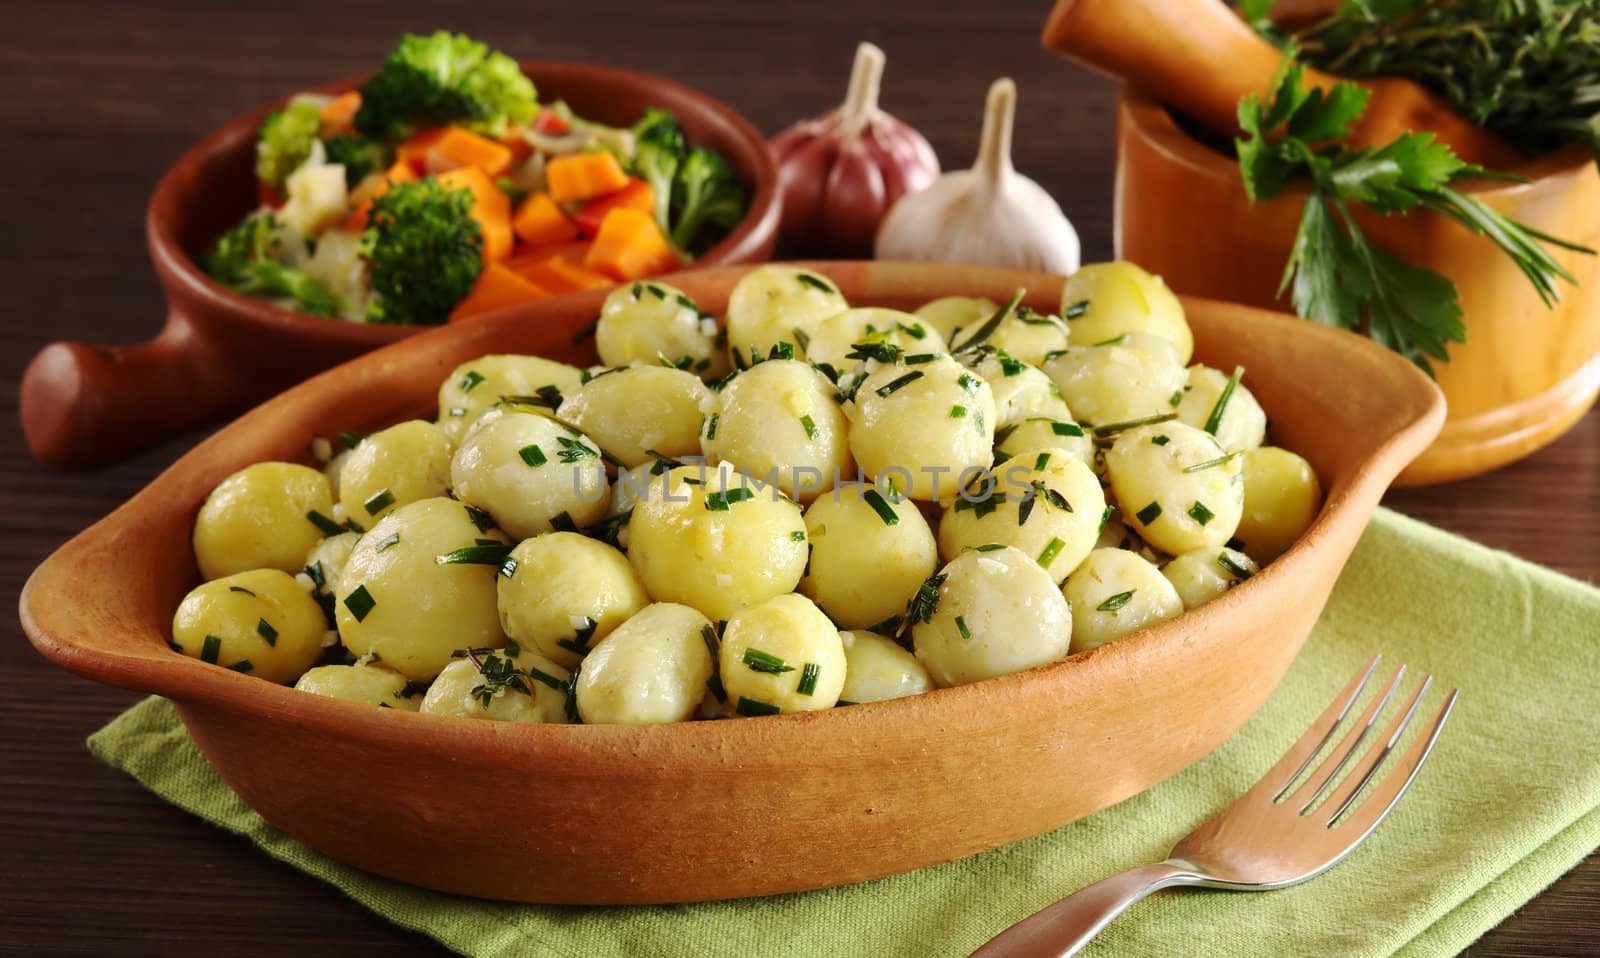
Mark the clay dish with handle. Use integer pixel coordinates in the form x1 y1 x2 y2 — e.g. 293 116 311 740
20 261 1443 905
19 62 781 471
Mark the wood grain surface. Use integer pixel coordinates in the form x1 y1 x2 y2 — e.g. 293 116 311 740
1 1 1594 954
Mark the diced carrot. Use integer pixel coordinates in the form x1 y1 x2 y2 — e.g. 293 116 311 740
319 91 361 133
437 166 513 263
422 126 515 178
448 263 548 323
511 192 579 246
342 161 417 231
546 257 616 290
545 151 632 205
509 239 593 267
506 254 615 294
533 109 570 136
584 207 681 281
397 128 449 173
573 179 656 237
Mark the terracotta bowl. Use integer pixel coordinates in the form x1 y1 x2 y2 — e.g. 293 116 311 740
1115 87 1600 486
20 261 1443 905
19 63 781 471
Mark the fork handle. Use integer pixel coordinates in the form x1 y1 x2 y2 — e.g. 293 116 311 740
970 862 1199 958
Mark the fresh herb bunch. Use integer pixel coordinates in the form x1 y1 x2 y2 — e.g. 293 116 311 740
1258 0 1600 160
1236 56 1588 374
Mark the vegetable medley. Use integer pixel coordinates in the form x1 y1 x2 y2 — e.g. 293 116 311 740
171 262 1324 724
203 31 751 325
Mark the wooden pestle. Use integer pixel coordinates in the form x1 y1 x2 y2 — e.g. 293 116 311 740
1041 0 1523 169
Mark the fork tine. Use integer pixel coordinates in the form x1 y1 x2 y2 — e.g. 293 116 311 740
1260 653 1382 801
1321 675 1432 824
1329 690 1459 838
1290 664 1408 812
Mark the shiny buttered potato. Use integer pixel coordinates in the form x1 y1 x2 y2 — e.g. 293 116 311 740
963 348 1073 426
845 355 996 501
839 630 932 704
701 359 852 502
335 498 509 680
575 603 714 725
1062 261 1194 364
627 463 808 621
1236 446 1323 563
556 365 711 467
451 412 609 540
1163 547 1258 609
1042 332 1187 428
295 663 422 710
1175 366 1266 453
718 594 846 713
192 462 335 581
498 532 649 669
961 300 1071 366
801 307 948 373
419 646 571 724
437 354 585 444
1106 422 1244 556
912 545 1073 687
938 448 1106 583
724 265 849 362
338 420 454 526
995 417 1094 470
1063 548 1184 652
595 281 724 377
171 568 326 683
799 483 939 630
914 296 998 341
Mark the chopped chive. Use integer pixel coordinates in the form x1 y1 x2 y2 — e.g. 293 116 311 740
458 370 486 393
998 352 1025 376
1182 450 1243 473
1050 421 1085 437
702 625 727 703
499 556 519 579
994 422 1020 447
1227 536 1248 552
1097 590 1136 613
1064 300 1090 319
950 405 968 418
736 696 781 717
955 615 972 640
1188 501 1216 526
789 530 807 543
974 410 986 435
551 511 579 533
705 487 755 511
226 659 254 673
464 505 497 532
847 340 902 364
1092 412 1179 437
448 406 467 417
556 436 598 463
742 647 795 674
904 352 938 364
1037 537 1066 568
1136 501 1163 526
1169 389 1184 408
792 327 811 352
800 414 817 439
703 413 719 440
1204 366 1244 435
862 489 900 526
228 586 256 596
950 289 1024 354
768 341 795 361
974 543 1006 552
437 543 514 566
1151 434 1171 446
374 532 400 553
302 562 326 590
200 634 222 664
307 510 343 535
1091 334 1128 347
1218 553 1255 580
499 384 565 410
905 573 947 626
519 444 547 467
571 319 599 344
256 618 278 646
957 373 982 394
1099 504 1116 531
335 430 365 450
1034 451 1052 471
343 585 376 621
796 663 820 696
875 371 925 397
525 665 567 692
796 273 836 294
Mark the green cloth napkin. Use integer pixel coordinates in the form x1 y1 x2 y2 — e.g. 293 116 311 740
89 508 1600 957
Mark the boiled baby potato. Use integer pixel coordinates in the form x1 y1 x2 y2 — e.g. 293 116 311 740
963 348 1073 426
845 355 995 502
839 630 932 704
1063 548 1184 652
958 298 1072 366
1061 261 1193 364
701 358 852 502
193 461 335 581
556 365 711 467
171 568 326 684
295 662 422 711
912 545 1073 687
938 447 1105 583
338 420 454 526
1042 331 1187 428
498 532 649 669
1105 422 1243 556
994 417 1093 470
419 644 571 724
801 307 947 373
595 280 725 377
1163 547 1258 609
1235 446 1323 563
799 483 938 630
1175 365 1266 453
451 412 609 539
335 498 509 681
575 602 714 725
724 265 849 362
627 462 808 621
914 296 998 341
437 354 585 444
719 593 846 714
299 531 359 608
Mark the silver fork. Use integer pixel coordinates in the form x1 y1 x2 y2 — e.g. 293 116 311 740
972 654 1458 958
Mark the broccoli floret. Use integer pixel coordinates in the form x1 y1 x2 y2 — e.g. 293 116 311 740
203 213 346 317
363 178 483 325
632 108 686 233
670 148 750 252
354 31 537 144
256 100 323 192
322 133 388 188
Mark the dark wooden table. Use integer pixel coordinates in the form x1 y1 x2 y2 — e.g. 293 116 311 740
3 1 1595 954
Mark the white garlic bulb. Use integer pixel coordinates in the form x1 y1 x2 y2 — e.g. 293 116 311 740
875 78 1080 274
